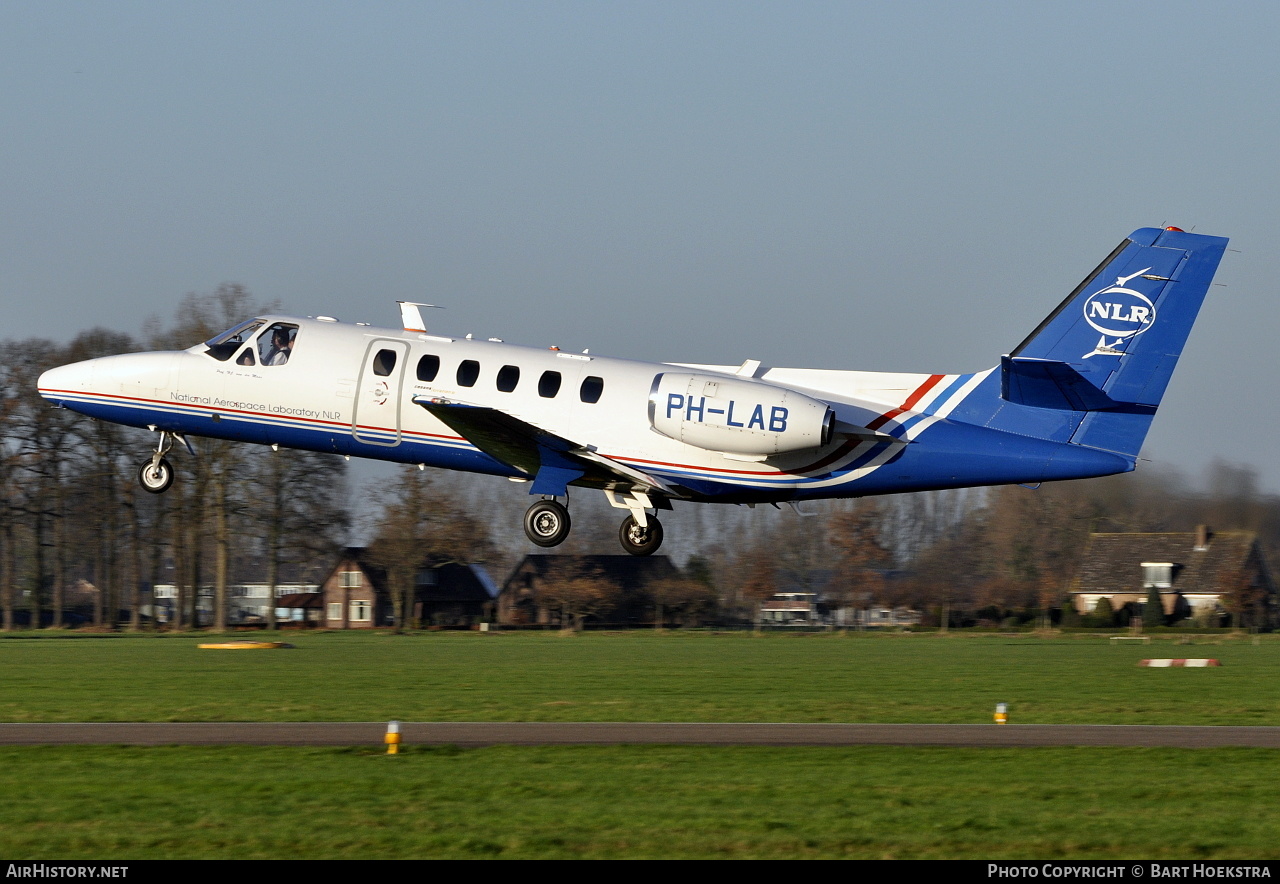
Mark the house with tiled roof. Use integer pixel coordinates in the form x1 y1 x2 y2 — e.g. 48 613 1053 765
1070 527 1275 628
319 547 498 629
498 554 682 626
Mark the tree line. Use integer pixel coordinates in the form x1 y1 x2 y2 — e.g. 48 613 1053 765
729 461 1279 628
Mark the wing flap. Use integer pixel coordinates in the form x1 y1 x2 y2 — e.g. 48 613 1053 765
413 397 677 497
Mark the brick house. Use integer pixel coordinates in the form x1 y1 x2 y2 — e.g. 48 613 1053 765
319 547 498 628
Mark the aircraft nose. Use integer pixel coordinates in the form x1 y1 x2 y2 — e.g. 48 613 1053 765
38 361 93 406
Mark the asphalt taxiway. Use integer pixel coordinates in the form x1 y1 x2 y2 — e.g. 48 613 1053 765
2 722 1279 747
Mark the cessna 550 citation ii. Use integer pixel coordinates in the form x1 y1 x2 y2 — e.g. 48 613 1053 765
38 226 1227 556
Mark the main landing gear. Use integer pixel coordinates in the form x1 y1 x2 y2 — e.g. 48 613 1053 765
137 429 180 494
618 514 663 556
521 493 666 556
523 499 571 548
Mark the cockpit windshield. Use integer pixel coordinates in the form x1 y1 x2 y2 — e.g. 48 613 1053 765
203 320 264 362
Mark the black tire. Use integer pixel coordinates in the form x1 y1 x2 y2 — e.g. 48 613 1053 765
524 500 571 547
139 457 174 494
619 514 663 556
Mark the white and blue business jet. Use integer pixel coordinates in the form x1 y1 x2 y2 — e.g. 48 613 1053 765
39 227 1228 556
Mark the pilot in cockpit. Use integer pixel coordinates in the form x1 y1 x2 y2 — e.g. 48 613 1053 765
262 326 295 366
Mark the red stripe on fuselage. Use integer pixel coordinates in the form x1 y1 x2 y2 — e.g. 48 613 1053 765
785 374 945 475
865 374 944 431
39 388 468 444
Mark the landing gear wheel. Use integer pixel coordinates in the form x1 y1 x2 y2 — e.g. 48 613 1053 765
139 457 174 494
524 500 571 547
619 514 663 556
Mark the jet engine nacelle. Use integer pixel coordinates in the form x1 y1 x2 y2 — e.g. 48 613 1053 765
648 372 834 456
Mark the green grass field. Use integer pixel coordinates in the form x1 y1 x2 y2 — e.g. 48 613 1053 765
1 629 1277 724
3 745 1279 859
2 630 1279 858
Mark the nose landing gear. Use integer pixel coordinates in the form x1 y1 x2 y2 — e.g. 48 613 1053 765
138 430 180 494
139 457 174 494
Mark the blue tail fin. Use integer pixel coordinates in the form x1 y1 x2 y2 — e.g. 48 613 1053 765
949 227 1228 459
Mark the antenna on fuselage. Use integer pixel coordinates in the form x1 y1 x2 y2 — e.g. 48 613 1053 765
397 301 440 333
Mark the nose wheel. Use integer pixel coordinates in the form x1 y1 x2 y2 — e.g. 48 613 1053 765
138 429 178 494
524 499 571 547
619 514 663 556
139 457 174 494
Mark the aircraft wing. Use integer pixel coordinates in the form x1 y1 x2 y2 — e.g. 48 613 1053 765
412 397 678 498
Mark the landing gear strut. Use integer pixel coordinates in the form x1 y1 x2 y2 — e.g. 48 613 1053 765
523 499 571 547
606 489 666 556
522 492 667 555
619 514 663 556
138 430 176 494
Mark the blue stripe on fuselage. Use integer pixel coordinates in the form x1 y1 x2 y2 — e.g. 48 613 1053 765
53 392 519 477
52 389 1132 505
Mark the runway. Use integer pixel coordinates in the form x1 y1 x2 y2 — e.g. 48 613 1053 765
3 722 1280 748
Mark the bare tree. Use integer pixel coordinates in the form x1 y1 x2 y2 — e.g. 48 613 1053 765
3 339 78 628
536 559 620 631
649 572 718 629
737 547 779 630
366 468 493 631
252 447 349 630
826 501 894 626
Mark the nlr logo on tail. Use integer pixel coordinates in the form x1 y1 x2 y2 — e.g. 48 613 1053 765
38 226 1227 556
1082 267 1160 357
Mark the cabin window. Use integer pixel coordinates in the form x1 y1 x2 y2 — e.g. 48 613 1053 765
371 348 398 377
416 354 440 382
496 365 520 392
203 320 264 362
235 347 256 366
259 323 300 367
457 360 480 387
580 375 604 403
538 370 562 398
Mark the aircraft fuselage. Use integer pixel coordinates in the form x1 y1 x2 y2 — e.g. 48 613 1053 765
37 315 1129 505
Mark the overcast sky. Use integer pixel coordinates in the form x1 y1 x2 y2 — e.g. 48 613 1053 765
3 1 1276 490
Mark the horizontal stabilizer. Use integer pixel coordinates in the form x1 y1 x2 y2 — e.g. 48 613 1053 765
1000 356 1119 411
